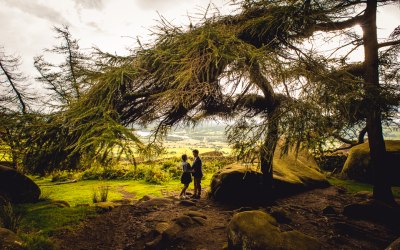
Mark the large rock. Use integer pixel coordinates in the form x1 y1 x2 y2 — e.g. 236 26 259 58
0 165 40 203
0 228 24 250
341 140 400 185
210 148 328 203
227 210 321 250
343 200 400 226
386 237 400 250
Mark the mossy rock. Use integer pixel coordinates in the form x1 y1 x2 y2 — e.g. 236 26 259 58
341 140 400 185
94 202 118 213
210 148 328 203
227 210 321 250
0 165 41 203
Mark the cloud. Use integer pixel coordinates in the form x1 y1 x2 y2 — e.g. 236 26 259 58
73 0 105 10
136 0 195 10
1 0 70 25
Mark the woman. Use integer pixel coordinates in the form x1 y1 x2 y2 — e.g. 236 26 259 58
179 154 192 199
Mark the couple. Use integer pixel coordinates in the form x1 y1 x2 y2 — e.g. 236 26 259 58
179 149 203 199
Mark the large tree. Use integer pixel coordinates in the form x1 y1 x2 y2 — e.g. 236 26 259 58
30 1 399 203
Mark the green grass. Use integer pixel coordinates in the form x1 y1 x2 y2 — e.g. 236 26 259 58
14 173 214 237
15 202 96 236
32 173 214 206
328 177 400 197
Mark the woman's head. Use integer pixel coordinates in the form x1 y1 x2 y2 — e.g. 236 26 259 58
181 154 188 161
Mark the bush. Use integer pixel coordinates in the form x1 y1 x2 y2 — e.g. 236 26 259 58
92 185 109 203
0 200 21 233
144 166 171 184
315 154 347 172
202 159 228 174
51 171 74 182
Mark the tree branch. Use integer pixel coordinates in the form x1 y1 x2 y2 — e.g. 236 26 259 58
0 60 27 114
313 16 364 32
378 40 400 48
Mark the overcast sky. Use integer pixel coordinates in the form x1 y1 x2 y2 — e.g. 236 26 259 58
0 0 399 88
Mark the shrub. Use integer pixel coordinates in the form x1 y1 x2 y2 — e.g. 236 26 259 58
99 186 109 202
0 201 21 233
161 159 179 170
92 186 109 203
144 166 170 184
51 171 73 182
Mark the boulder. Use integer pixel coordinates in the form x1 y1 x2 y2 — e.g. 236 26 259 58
210 148 328 203
0 165 41 203
0 228 24 250
174 215 195 227
139 198 173 208
341 140 400 185
343 200 400 226
178 200 196 206
386 237 400 250
227 210 321 250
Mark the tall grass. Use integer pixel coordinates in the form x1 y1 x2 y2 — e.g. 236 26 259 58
0 200 21 233
92 185 109 203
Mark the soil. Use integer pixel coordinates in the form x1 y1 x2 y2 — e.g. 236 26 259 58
53 186 400 250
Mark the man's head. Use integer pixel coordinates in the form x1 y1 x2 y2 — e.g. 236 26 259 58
192 149 199 158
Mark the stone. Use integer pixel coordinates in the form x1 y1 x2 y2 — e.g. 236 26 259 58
178 200 196 206
343 200 400 226
174 215 195 227
341 140 400 185
386 236 400 250
192 216 207 225
0 165 41 203
322 206 336 215
155 222 170 235
353 191 373 199
139 198 173 208
162 223 182 242
227 210 321 250
210 147 329 203
184 211 207 219
0 228 24 250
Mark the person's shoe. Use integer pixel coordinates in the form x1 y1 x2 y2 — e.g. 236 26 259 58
193 195 200 200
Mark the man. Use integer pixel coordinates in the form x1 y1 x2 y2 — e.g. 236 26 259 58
191 149 203 199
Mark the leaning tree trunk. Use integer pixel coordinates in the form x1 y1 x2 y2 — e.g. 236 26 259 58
260 108 279 191
362 0 395 204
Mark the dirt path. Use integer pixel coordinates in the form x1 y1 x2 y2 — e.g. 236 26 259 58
54 187 400 250
116 185 136 200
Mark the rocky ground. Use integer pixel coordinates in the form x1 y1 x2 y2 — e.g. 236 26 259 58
53 186 400 250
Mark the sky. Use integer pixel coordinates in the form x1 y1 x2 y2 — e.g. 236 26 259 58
0 0 235 88
0 0 399 89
